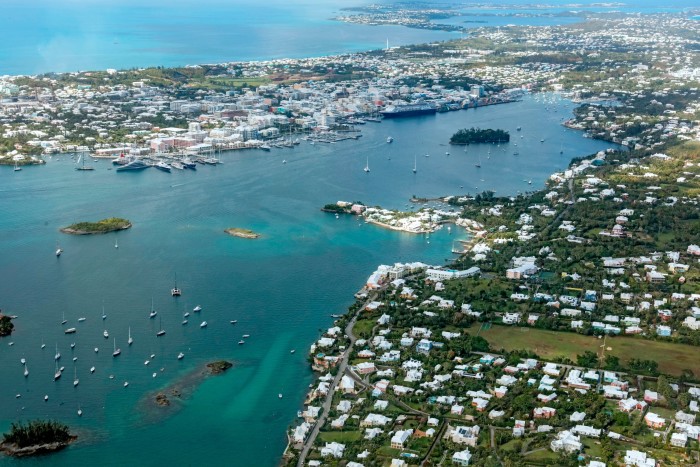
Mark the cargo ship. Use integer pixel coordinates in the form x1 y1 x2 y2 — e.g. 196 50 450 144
380 103 436 118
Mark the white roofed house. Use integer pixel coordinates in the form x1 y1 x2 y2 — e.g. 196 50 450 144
390 429 413 449
450 425 480 446
550 430 582 453
339 374 357 394
452 448 472 466
320 441 346 458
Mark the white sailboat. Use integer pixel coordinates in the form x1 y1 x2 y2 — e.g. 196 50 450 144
54 344 61 361
55 242 63 257
54 361 61 381
13 161 21 172
363 156 370 173
114 238 118 249
128 326 133 345
171 273 181 296
61 312 67 325
412 155 417 174
102 303 107 320
73 367 79 387
77 406 83 417
156 316 166 336
23 363 28 377
149 298 157 319
112 338 121 357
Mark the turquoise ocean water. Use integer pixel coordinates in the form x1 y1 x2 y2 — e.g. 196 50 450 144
0 94 615 465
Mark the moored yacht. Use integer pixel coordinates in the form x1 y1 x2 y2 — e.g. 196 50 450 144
154 161 172 172
115 159 149 172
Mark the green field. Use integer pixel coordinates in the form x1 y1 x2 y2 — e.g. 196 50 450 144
317 430 362 443
472 325 700 376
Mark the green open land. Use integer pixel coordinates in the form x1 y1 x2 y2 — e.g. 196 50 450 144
472 325 700 376
317 431 362 443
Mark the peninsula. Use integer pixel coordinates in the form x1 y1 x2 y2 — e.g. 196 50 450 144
224 228 260 239
60 218 131 235
0 420 75 457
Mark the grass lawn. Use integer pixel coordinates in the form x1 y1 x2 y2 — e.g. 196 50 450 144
471 325 700 376
523 448 560 464
500 439 522 453
317 430 363 443
353 318 376 339
375 446 402 458
582 438 603 458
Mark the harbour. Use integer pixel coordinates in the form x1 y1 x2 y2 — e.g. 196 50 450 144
0 92 614 466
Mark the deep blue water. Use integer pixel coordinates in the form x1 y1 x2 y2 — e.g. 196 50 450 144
0 93 616 466
0 0 696 75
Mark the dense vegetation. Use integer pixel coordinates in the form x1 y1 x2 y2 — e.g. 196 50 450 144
61 217 131 234
2 420 71 448
449 127 510 144
0 315 13 337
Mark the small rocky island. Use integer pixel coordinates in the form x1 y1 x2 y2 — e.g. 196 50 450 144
152 361 233 407
0 420 76 457
60 217 132 235
0 313 14 337
224 228 260 239
206 360 233 375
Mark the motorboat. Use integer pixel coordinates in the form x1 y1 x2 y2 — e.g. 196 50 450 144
64 328 76 334
177 352 184 360
154 161 172 172
116 159 149 172
200 321 207 328
193 305 202 312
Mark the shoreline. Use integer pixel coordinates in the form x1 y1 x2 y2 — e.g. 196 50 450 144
60 223 132 235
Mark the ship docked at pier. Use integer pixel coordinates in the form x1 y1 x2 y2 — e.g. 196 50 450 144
380 103 436 118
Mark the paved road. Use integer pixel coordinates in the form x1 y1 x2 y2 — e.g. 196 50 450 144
296 299 365 466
